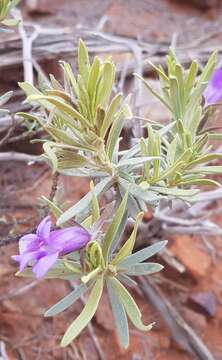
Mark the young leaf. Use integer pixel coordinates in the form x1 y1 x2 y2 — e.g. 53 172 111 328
111 212 143 265
28 95 91 129
78 39 90 86
102 191 128 264
100 93 122 138
90 181 100 224
96 61 115 107
106 109 126 161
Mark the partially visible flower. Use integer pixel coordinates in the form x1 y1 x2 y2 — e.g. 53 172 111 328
12 216 91 278
204 69 222 106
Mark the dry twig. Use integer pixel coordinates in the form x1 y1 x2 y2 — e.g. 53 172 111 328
139 277 215 360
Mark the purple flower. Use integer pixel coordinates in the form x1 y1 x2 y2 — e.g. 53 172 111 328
12 216 91 279
204 69 222 106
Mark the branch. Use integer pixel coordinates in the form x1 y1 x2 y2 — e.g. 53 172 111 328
0 152 43 162
139 277 215 360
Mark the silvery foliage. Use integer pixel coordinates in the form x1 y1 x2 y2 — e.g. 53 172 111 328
16 41 222 348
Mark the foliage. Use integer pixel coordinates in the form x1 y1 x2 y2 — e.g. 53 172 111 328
14 41 222 348
0 0 20 27
136 50 222 190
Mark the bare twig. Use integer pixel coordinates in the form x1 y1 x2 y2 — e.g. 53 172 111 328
0 341 9 360
17 11 39 84
0 152 43 162
49 172 60 202
0 116 15 147
139 277 215 360
0 281 39 302
0 129 44 148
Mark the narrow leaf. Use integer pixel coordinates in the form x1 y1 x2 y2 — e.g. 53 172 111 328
119 241 167 267
45 282 88 317
61 277 103 347
106 279 129 349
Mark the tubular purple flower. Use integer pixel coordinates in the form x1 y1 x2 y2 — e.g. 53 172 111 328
203 69 222 106
11 216 91 279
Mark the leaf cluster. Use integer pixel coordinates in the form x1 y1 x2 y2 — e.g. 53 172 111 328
18 191 166 348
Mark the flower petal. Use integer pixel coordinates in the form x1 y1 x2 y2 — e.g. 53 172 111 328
49 226 91 253
19 234 38 254
204 69 222 106
12 250 43 272
32 252 59 278
36 216 52 242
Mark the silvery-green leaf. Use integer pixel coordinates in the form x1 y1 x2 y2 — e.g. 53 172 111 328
179 178 220 187
45 282 88 317
112 212 143 265
87 56 100 100
106 279 129 349
28 95 91 129
188 153 222 167
190 166 222 174
43 142 57 172
124 262 164 276
1 18 20 26
59 168 108 177
78 39 90 85
134 74 172 111
109 277 153 331
49 73 63 91
198 50 217 84
96 61 114 107
119 184 141 219
0 90 12 106
45 89 72 104
102 191 128 264
61 276 103 347
116 156 160 169
150 185 199 198
158 120 176 136
120 178 159 204
120 142 140 161
90 181 100 224
16 260 80 279
169 75 181 119
175 64 185 114
56 150 87 170
41 196 62 219
62 62 79 96
140 138 150 179
186 81 207 115
100 92 122 137
19 82 52 108
119 240 167 267
184 60 198 94
117 274 138 288
57 176 114 225
106 110 126 161
109 209 129 256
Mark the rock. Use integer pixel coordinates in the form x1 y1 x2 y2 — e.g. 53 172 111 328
170 235 212 279
188 291 217 317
